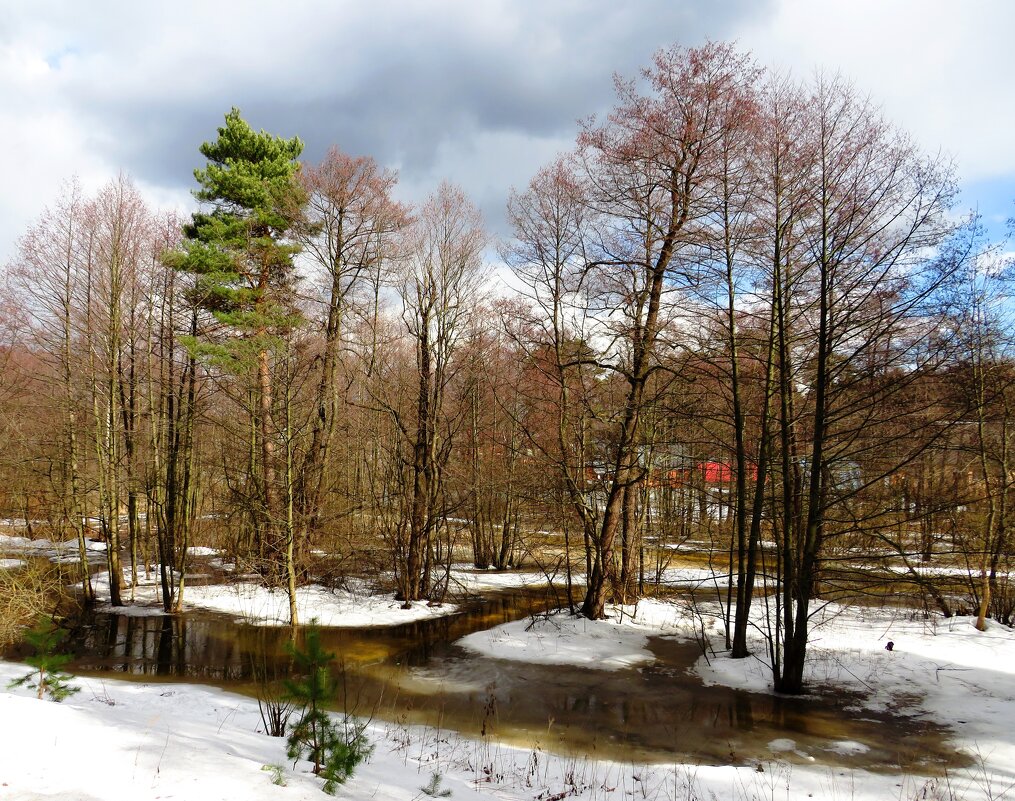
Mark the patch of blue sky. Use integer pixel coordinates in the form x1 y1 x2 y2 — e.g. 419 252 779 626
44 45 79 70
958 175 1014 243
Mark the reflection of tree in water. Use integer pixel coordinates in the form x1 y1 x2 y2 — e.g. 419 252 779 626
68 613 257 680
48 593 965 771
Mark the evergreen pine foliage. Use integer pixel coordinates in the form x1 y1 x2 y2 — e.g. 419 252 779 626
165 107 306 367
420 772 453 798
7 616 80 702
285 623 372 794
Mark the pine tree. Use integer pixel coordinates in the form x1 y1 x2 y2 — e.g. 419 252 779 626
284 623 371 794
8 616 80 702
166 108 304 620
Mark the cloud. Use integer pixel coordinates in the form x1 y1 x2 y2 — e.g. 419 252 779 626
8 0 1013 265
0 0 769 262
737 0 1015 184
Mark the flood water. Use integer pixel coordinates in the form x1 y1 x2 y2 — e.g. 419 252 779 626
47 586 964 773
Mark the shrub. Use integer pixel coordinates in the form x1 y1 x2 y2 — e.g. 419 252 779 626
0 559 69 648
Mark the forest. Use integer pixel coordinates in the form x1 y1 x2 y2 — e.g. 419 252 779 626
1 38 1013 715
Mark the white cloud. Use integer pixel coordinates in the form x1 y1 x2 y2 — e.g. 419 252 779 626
1 0 1010 271
736 0 1015 183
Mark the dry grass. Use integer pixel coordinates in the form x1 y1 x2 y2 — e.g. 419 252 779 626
0 557 71 648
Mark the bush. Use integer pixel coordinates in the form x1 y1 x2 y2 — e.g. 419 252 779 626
0 559 70 649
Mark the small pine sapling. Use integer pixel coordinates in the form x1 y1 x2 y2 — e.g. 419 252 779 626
261 764 287 786
8 616 80 702
285 623 372 794
419 772 453 798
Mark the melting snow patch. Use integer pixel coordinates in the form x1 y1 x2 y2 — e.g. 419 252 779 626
458 600 686 669
827 740 870 755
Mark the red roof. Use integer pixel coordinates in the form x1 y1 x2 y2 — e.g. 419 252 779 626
697 461 757 484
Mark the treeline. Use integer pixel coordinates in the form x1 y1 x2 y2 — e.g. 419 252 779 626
1 42 1012 693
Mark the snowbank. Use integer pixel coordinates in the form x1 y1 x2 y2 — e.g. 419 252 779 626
185 582 457 627
460 596 1015 798
695 601 1015 792
458 599 686 669
0 533 106 562
447 565 552 592
89 564 556 627
0 649 995 801
0 662 499 801
90 570 457 627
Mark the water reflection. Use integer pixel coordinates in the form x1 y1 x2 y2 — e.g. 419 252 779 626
51 590 965 773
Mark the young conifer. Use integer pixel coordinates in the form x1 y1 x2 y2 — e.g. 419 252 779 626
284 623 371 794
8 616 80 702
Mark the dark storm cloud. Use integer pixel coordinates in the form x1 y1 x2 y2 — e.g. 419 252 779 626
0 0 776 263
5 0 1014 269
18 1 771 210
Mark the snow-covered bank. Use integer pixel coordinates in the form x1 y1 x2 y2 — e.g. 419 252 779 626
457 598 1015 800
90 570 458 627
0 662 499 801
0 532 107 563
458 599 684 668
186 582 457 627
0 646 999 801
4 592 1014 799
86 564 554 627
695 602 1015 792
447 565 554 592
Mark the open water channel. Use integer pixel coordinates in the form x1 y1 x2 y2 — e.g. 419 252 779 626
32 582 966 775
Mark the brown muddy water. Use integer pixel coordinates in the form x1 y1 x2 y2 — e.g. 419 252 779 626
44 586 964 773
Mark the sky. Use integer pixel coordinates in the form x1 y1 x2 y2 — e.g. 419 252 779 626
1 0 1013 269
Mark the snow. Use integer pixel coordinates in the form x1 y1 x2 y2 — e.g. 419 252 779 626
656 564 727 585
4 593 1015 799
458 599 684 668
185 582 457 627
4 540 1015 799
827 740 871 755
457 597 1015 799
447 565 552 592
86 565 553 627
0 663 500 801
0 533 107 562
89 570 459 627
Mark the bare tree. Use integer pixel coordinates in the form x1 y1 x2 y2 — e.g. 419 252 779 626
8 180 95 602
576 42 758 619
766 75 958 693
293 147 409 555
392 183 485 603
504 158 601 602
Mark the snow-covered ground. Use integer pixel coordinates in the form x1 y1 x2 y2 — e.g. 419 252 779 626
5 598 1015 799
0 532 107 564
82 564 553 627
88 570 459 627
0 530 559 626
447 564 555 593
4 530 1014 798
459 599 683 669
0 662 506 801
458 599 1015 800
